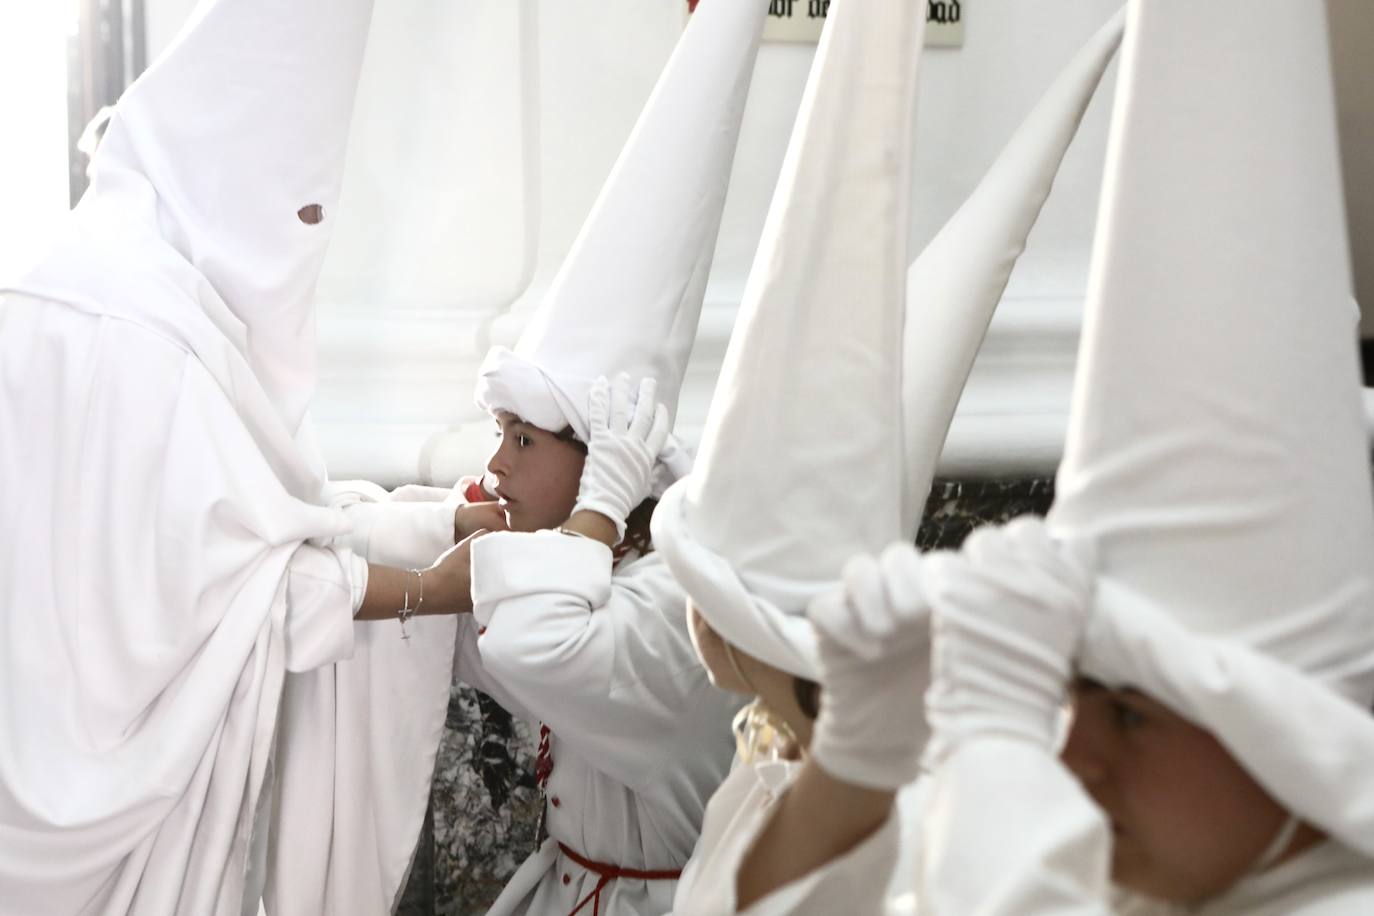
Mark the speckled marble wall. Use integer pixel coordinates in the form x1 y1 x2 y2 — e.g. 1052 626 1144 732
915 478 1056 551
397 478 1055 915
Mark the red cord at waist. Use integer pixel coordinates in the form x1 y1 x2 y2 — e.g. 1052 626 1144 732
557 842 682 916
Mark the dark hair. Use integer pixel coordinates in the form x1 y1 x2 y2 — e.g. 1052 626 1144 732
553 426 587 452
622 498 657 556
793 677 821 720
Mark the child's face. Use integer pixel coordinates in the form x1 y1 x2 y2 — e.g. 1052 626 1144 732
485 412 586 533
1061 681 1299 904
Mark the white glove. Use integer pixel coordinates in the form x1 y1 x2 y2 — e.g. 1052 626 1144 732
923 516 1095 764
807 542 932 791
572 373 671 542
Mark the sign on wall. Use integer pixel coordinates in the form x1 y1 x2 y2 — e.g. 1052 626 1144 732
688 0 964 47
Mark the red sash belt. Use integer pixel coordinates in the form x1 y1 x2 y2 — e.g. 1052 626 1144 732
557 842 682 916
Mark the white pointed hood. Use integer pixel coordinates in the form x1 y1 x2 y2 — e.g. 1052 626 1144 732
1051 1 1374 855
654 4 1127 681
474 0 770 488
900 8 1125 532
12 0 375 442
653 0 927 680
7 0 376 497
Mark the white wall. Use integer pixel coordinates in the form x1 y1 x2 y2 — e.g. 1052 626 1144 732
0 4 74 284
139 1 1126 484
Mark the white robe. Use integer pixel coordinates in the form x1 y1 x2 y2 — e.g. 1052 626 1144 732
920 739 1374 916
464 530 743 916
0 302 455 916
0 0 458 909
0 291 358 915
670 758 925 915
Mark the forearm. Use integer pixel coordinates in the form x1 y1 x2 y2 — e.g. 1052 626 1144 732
736 759 895 909
356 562 472 620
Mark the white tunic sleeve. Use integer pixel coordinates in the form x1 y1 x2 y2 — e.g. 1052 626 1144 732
920 738 1112 916
470 530 705 790
328 480 456 570
304 480 454 625
268 470 413 675
281 543 361 672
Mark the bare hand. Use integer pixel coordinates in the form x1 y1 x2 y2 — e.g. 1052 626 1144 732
454 501 508 543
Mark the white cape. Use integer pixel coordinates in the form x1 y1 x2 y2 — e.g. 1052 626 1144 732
0 0 453 910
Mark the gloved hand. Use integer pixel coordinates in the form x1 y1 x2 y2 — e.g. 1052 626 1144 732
572 373 670 542
807 541 932 790
923 516 1095 764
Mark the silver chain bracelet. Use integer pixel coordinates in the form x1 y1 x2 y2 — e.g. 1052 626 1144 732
398 567 424 639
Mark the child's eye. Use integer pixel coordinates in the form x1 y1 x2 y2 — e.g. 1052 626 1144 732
516 434 532 447
1110 699 1146 731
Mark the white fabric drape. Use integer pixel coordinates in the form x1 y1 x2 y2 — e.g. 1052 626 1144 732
0 0 401 911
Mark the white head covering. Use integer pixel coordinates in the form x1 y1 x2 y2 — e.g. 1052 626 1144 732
10 0 375 490
1050 0 1374 855
653 0 928 680
653 3 1125 681
0 0 374 909
474 0 770 488
901 8 1125 532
